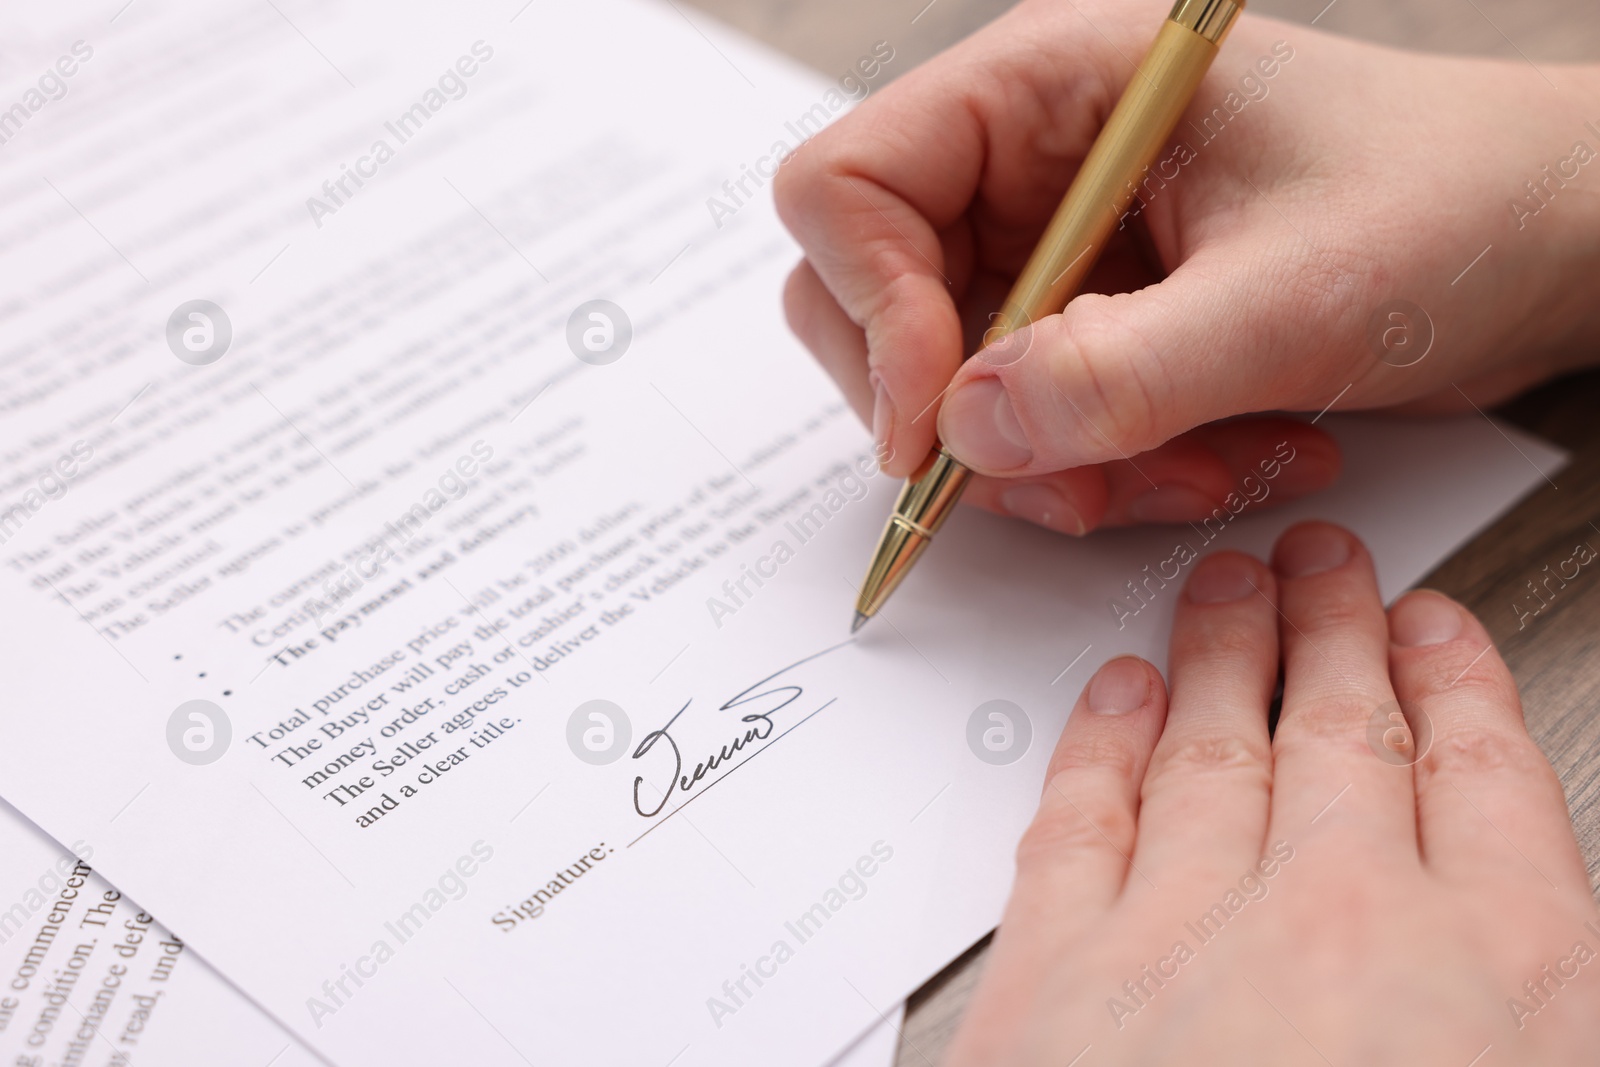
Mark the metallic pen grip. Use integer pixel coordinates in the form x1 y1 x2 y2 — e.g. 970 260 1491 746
855 451 971 617
1170 0 1242 43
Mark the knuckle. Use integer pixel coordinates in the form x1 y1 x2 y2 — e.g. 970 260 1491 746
776 168 938 303
1401 649 1474 696
862 249 929 320
1014 812 1099 868
1404 644 1514 704
1016 785 1135 870
1050 295 1165 457
1278 692 1379 748
1173 624 1272 672
1417 725 1547 781
1045 732 1142 784
1288 586 1371 634
1145 735 1271 790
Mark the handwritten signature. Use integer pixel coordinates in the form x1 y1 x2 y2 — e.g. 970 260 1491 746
630 640 849 819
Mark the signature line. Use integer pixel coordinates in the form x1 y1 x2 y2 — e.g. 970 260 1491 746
627 698 836 849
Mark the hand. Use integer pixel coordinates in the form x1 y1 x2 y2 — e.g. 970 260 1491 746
944 522 1600 1066
774 0 1600 534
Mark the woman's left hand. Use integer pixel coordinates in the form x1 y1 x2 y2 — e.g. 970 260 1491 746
946 521 1600 1067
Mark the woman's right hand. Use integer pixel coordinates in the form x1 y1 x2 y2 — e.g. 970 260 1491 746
775 0 1600 535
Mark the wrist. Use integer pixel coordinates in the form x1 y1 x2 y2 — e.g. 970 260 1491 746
1506 64 1600 368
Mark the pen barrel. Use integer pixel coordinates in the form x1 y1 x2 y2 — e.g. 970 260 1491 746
987 0 1242 341
855 0 1242 622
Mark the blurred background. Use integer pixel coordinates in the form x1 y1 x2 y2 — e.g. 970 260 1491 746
686 0 1600 81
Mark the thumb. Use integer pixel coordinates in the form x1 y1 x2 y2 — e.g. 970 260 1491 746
935 249 1333 475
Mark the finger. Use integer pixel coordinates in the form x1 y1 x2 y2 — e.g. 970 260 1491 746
772 11 1136 478
774 89 970 477
1132 552 1278 880
1011 657 1167 927
950 653 1165 1066
1387 590 1588 892
782 259 872 424
933 241 1357 477
1265 522 1418 854
955 417 1341 536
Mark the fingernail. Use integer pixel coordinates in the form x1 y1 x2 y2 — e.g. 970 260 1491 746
1088 657 1149 715
1128 485 1215 524
870 371 894 469
1187 554 1257 604
1391 592 1462 647
1273 524 1351 578
1000 484 1086 535
941 378 1032 471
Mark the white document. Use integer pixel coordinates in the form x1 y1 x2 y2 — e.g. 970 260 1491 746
0 799 323 1067
0 1 1564 1066
0 803 903 1067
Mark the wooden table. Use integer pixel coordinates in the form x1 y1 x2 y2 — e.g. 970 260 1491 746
684 0 1600 1061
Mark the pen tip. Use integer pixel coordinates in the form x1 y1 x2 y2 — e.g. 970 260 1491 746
851 612 870 635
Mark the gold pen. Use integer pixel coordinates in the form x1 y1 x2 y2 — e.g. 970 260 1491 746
852 0 1244 632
